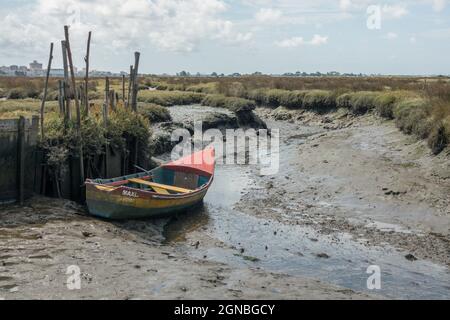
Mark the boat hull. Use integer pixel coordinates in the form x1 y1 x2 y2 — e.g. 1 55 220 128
85 147 215 220
86 183 210 220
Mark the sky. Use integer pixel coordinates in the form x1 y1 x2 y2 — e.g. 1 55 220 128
0 0 449 75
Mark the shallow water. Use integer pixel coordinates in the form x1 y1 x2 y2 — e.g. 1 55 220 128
163 105 450 300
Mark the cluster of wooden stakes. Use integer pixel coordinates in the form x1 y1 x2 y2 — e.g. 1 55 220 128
39 25 141 190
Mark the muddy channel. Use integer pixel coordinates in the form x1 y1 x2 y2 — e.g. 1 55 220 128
0 105 449 300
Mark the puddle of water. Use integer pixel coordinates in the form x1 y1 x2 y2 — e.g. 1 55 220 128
365 221 416 235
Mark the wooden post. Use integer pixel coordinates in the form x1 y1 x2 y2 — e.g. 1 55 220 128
127 65 133 108
103 77 110 178
110 90 116 111
104 77 110 125
64 26 81 126
61 41 71 120
17 116 26 205
58 80 65 115
131 53 141 172
40 42 54 139
64 25 85 185
122 75 126 104
79 84 84 109
131 52 140 112
84 31 92 116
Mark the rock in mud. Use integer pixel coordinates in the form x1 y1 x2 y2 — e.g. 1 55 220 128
405 254 418 261
271 107 293 121
235 110 268 131
197 112 239 131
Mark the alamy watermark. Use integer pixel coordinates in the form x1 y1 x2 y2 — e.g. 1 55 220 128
366 265 381 290
170 121 280 176
367 5 382 30
66 265 81 290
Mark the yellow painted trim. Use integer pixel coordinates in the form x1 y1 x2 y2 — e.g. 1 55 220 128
151 186 171 195
129 178 193 194
95 185 116 192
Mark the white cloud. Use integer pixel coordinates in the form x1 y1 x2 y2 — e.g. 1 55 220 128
275 34 328 47
338 0 373 11
382 4 409 18
254 8 282 23
276 37 305 48
310 34 329 45
0 0 251 55
339 0 353 10
431 0 446 11
383 32 399 40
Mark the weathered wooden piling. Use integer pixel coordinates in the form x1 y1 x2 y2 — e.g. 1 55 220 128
64 25 85 185
40 42 54 139
109 90 116 111
103 77 110 178
104 77 110 124
84 31 92 116
58 80 65 115
17 117 26 205
122 75 126 104
61 41 71 121
127 65 134 108
131 52 141 112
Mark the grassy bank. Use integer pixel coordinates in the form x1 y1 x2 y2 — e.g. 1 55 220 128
138 103 172 123
137 90 205 106
239 88 449 154
201 94 256 112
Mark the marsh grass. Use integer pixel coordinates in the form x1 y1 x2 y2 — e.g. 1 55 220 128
138 103 172 123
138 90 205 106
42 102 151 170
201 94 256 112
146 75 450 94
2 76 449 154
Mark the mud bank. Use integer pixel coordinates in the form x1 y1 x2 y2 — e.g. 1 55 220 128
0 197 371 299
245 107 449 267
149 105 267 156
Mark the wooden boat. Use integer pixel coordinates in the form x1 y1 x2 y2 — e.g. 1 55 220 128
85 147 215 220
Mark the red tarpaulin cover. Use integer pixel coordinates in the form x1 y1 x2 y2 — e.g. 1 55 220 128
162 147 215 176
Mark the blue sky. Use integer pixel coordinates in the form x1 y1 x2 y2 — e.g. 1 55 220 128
0 0 449 75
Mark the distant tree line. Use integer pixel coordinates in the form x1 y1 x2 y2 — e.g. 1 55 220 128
174 70 393 78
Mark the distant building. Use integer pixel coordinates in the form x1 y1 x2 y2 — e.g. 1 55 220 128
29 60 43 71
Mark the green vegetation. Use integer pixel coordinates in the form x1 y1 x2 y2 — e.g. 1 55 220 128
137 90 205 106
201 94 256 112
145 76 449 154
42 103 150 169
138 103 172 123
0 99 59 119
1 76 449 154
